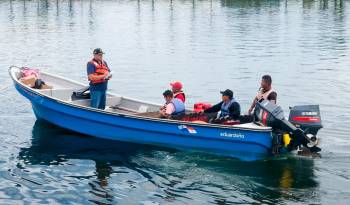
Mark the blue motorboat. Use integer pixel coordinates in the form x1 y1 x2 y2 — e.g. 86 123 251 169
9 66 322 160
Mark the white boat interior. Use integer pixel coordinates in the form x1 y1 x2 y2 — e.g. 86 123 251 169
13 69 162 115
11 67 270 130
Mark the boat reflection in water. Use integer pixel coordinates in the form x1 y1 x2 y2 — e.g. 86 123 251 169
17 120 320 204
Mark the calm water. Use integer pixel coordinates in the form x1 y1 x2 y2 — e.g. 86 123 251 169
1 0 350 204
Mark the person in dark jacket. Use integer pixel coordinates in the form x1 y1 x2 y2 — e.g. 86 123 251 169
202 89 241 122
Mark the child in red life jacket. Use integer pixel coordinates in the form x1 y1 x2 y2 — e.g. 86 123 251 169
170 81 186 103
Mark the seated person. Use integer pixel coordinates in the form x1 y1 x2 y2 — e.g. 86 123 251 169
170 81 186 103
202 89 240 123
160 90 185 119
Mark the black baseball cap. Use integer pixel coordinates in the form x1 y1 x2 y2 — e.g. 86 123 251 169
93 48 105 55
220 89 233 98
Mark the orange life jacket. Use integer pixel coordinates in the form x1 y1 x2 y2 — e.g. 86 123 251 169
89 59 109 84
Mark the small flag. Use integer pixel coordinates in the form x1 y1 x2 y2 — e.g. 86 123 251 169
178 125 197 134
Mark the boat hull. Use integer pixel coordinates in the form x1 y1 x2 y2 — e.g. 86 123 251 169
14 82 273 161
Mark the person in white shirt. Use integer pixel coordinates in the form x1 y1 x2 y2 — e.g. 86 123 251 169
160 90 185 119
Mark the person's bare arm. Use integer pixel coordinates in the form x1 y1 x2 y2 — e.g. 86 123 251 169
159 108 171 118
248 97 257 114
88 73 108 81
267 92 277 104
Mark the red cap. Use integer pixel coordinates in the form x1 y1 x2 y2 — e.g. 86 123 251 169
170 81 183 90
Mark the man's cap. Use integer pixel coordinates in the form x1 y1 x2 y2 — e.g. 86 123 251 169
220 89 233 98
93 48 105 55
170 81 183 90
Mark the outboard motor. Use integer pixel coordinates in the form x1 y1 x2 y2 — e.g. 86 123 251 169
254 100 322 154
289 105 323 136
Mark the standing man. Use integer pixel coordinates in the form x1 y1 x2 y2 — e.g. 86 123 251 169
248 75 277 114
87 48 112 110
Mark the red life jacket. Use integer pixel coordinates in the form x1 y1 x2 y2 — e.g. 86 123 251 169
193 102 212 113
89 59 109 84
174 91 186 103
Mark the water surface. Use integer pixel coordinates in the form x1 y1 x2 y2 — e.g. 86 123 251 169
1 0 350 204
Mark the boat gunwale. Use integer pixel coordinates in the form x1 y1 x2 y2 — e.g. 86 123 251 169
9 66 272 133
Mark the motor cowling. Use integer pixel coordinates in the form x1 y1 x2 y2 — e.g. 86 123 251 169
288 105 323 136
254 100 286 128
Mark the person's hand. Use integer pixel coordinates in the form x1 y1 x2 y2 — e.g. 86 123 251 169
159 110 169 118
256 93 263 101
248 107 253 115
100 72 109 80
106 71 113 80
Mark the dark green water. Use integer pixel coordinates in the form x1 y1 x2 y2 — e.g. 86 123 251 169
1 0 350 204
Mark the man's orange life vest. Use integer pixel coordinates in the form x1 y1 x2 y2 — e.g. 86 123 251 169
89 59 109 84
